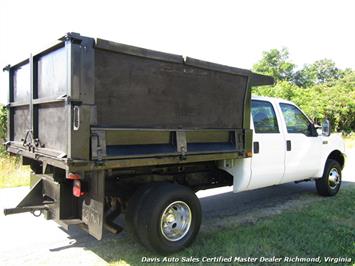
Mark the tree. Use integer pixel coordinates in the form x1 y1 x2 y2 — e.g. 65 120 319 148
294 59 346 87
0 106 6 141
252 48 295 82
253 71 355 132
293 65 316 88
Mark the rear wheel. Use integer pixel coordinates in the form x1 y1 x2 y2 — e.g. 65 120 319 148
135 182 201 254
125 183 154 242
316 159 342 196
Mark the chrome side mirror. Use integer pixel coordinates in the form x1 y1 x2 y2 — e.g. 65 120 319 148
322 119 331 137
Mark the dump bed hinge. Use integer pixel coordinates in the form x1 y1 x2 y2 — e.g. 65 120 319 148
2 64 10 72
59 32 83 44
21 130 45 151
176 131 187 160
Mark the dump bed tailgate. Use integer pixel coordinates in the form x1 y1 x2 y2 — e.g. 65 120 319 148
8 43 68 158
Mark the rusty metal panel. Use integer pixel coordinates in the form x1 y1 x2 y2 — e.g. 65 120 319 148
95 49 248 129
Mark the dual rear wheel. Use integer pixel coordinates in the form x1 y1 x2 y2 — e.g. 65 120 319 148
125 183 201 254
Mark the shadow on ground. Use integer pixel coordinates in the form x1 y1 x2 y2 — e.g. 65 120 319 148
44 181 355 265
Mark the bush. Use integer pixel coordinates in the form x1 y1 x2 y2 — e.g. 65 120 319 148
253 72 355 133
0 106 7 155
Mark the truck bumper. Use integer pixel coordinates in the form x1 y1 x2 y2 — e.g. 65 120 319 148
3 171 105 240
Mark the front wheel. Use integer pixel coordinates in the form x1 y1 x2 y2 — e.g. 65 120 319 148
316 159 342 196
135 183 201 254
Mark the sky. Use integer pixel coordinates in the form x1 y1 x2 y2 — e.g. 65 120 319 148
0 0 354 104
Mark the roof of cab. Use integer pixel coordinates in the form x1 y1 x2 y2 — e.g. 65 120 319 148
251 95 295 105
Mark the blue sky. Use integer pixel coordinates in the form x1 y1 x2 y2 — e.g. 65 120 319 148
0 0 354 103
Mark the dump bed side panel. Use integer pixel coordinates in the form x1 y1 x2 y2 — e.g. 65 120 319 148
95 49 248 129
7 33 264 168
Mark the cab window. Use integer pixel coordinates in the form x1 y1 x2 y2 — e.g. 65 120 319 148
279 103 312 135
251 100 279 133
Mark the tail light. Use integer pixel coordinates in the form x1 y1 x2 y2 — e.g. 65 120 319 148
67 173 81 180
73 180 85 197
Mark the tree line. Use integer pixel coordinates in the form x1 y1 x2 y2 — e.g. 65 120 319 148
252 48 354 133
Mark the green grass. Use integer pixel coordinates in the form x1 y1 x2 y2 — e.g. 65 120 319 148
0 155 30 188
88 186 355 266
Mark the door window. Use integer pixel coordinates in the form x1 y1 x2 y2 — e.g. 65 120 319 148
251 100 279 133
279 103 312 135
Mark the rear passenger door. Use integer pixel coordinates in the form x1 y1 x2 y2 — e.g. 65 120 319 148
248 100 286 190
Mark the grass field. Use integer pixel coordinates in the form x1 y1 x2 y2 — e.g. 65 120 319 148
90 185 355 266
0 155 30 188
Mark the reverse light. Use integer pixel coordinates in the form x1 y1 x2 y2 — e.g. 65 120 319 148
73 180 85 197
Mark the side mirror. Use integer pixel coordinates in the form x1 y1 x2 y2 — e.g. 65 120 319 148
314 124 322 136
322 119 331 137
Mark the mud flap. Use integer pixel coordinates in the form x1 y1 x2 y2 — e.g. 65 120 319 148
81 170 105 240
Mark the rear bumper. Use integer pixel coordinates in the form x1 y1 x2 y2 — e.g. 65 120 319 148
3 172 105 240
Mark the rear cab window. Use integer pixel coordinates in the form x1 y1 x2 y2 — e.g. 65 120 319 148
251 100 279 134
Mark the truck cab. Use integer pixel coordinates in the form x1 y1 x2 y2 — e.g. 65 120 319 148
221 96 345 195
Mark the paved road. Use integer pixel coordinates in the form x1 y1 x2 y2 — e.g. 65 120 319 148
0 156 354 265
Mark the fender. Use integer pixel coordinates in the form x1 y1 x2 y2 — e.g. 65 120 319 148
314 134 346 178
218 158 252 193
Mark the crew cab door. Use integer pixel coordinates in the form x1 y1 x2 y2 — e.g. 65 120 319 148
278 103 322 183
248 100 285 190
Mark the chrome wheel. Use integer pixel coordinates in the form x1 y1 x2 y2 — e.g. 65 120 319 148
160 201 192 242
328 168 340 189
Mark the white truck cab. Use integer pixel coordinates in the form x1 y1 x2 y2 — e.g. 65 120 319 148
221 96 346 196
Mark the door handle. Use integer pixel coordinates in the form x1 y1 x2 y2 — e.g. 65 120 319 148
253 141 259 154
286 140 291 151
73 106 80 131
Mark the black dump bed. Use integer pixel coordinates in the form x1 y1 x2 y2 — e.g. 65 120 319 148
5 33 273 171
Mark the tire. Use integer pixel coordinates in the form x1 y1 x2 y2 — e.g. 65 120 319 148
135 182 201 254
125 183 155 241
316 159 342 196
